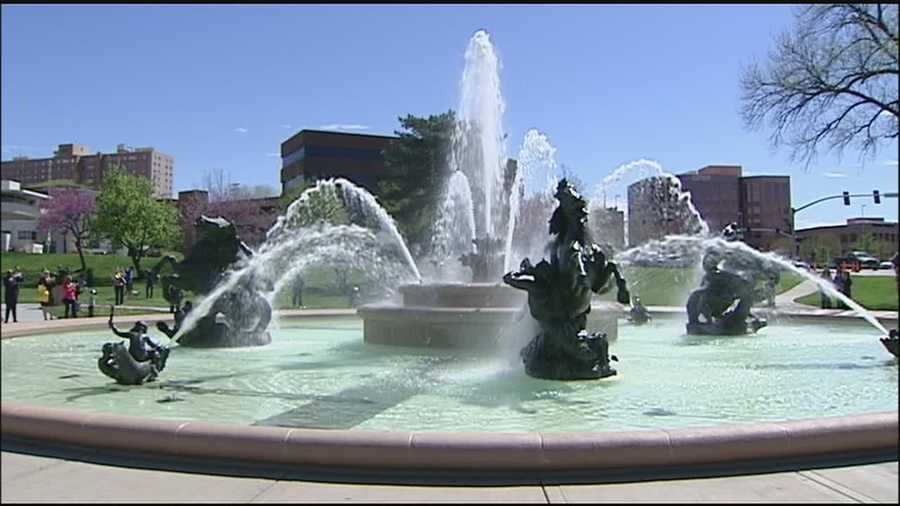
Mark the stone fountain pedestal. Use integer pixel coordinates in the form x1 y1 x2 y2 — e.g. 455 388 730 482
357 283 619 349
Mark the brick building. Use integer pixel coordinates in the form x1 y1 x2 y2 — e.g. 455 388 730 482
626 165 792 252
1 143 174 198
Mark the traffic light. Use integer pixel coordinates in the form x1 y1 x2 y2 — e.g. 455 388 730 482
873 190 881 204
842 191 850 205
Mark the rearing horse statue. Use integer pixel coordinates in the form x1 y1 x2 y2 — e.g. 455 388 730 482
503 179 630 380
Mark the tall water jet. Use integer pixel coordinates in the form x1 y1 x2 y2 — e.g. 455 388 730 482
430 170 477 279
504 129 560 272
451 29 508 246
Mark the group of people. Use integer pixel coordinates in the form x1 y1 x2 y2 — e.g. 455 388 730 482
819 266 853 309
3 267 99 323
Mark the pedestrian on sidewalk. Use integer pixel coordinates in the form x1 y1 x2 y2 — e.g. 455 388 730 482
113 268 125 306
145 269 158 299
88 289 97 318
292 275 305 308
841 270 853 300
62 276 78 318
4 268 24 323
124 267 134 298
833 267 847 309
819 267 832 309
37 276 53 321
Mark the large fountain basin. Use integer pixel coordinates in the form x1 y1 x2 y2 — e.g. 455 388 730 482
1 313 896 476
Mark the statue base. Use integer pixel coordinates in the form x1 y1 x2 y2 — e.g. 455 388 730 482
521 330 617 381
177 323 272 348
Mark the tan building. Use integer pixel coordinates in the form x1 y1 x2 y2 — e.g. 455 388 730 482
1 143 174 198
796 217 899 262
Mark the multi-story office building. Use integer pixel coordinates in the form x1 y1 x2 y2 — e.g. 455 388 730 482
626 165 792 251
280 130 396 194
1 143 174 198
738 175 792 251
676 165 742 233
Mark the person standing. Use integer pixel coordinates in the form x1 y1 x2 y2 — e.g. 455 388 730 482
62 276 78 319
37 277 52 321
819 267 833 309
145 269 158 299
833 267 847 309
841 269 853 301
113 268 125 306
88 288 97 318
292 276 305 308
124 267 134 298
3 268 24 323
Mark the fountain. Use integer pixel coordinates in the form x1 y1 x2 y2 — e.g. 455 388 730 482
1 29 896 483
358 30 620 349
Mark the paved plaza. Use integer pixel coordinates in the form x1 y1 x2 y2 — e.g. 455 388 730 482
1 440 897 503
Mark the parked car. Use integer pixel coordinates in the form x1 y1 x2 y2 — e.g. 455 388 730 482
847 251 880 270
880 261 895 270
792 261 811 270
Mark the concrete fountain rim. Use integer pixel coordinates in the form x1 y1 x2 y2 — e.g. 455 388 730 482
1 310 897 475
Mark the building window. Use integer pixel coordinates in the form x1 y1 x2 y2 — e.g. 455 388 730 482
17 230 37 241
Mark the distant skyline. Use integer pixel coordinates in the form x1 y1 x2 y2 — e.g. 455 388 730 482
2 4 897 229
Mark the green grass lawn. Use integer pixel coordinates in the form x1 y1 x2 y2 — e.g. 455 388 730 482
596 267 804 306
794 275 898 311
0 251 182 288
776 272 804 293
5 252 814 311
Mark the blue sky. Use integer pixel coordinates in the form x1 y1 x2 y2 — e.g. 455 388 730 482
2 4 897 229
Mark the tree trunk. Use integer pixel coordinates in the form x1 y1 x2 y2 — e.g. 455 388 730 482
128 247 143 277
75 235 87 273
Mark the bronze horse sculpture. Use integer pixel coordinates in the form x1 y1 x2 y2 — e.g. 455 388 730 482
150 215 272 347
503 179 630 380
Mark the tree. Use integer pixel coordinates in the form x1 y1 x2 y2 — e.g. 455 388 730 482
379 110 456 254
741 4 898 166
94 168 181 274
36 188 96 273
180 169 280 246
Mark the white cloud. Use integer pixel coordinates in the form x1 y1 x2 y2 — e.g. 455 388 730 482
882 160 898 166
281 124 293 129
233 127 249 133
265 152 280 157
319 123 371 131
823 172 847 178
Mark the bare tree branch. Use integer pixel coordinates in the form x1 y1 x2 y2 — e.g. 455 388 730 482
741 3 899 167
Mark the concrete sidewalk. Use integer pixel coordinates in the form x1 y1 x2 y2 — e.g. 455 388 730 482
1 442 896 503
